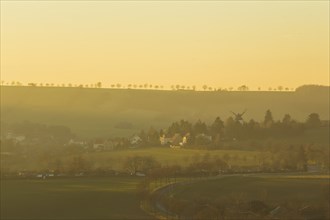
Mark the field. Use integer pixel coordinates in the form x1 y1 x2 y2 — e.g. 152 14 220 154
1 86 328 138
79 148 262 170
171 174 330 205
0 177 152 220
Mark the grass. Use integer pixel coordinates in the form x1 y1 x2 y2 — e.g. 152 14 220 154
171 174 330 205
0 176 153 220
83 148 262 170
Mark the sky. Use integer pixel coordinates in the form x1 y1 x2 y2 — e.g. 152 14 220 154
1 1 329 90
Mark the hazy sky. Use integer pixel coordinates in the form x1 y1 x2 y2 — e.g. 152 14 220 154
1 1 329 89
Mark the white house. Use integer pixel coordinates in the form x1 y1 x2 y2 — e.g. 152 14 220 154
160 135 172 145
93 143 105 150
130 135 142 145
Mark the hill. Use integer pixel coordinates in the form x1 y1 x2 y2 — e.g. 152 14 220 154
1 85 329 138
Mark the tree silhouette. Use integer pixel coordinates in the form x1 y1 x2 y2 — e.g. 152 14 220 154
96 82 102 88
282 114 292 125
306 113 321 128
237 85 249 91
264 110 274 128
202 85 208 91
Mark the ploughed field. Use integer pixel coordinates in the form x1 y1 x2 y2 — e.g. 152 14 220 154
1 176 152 220
171 174 330 205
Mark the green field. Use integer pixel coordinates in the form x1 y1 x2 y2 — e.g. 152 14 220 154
1 177 152 220
1 148 263 172
81 148 261 170
171 174 330 205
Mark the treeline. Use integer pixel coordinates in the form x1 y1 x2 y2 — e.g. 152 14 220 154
2 82 328 92
5 81 316 92
136 110 325 149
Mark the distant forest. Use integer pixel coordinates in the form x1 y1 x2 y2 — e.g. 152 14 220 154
1 110 327 150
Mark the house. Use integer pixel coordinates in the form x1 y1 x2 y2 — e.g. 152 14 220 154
160 135 172 145
171 133 183 146
68 139 87 146
307 161 322 172
195 133 212 145
181 133 191 146
5 132 26 143
14 135 26 143
130 135 142 145
93 143 105 150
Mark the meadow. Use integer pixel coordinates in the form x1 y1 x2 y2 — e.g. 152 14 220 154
171 174 330 205
78 148 262 171
0 176 152 220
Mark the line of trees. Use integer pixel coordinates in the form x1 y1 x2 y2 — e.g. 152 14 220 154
1 80 298 92
134 110 324 150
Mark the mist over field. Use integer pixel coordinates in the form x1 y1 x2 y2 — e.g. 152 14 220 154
1 85 328 138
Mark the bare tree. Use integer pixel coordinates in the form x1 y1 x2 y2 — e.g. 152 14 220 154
96 82 102 88
237 85 249 91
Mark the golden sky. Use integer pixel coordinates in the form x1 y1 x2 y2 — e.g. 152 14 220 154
1 1 329 89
